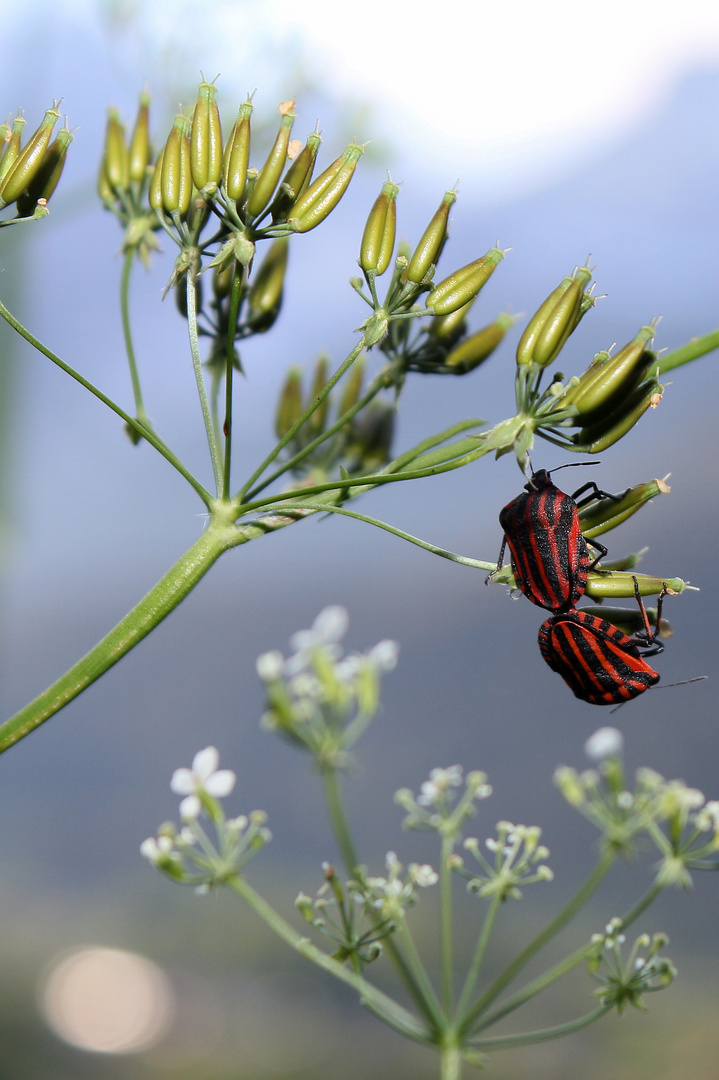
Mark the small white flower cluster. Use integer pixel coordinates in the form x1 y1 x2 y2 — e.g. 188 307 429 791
364 850 438 919
459 821 553 901
589 921 675 1013
395 766 492 834
256 607 398 763
141 747 270 889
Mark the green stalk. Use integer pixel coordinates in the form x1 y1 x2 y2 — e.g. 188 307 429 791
0 516 241 753
440 1042 462 1080
227 876 431 1044
222 266 243 500
120 247 150 427
185 270 224 494
440 833 454 1016
656 327 719 374
469 1003 613 1050
0 298 212 506
236 338 366 502
455 892 502 1019
322 766 360 874
459 847 616 1034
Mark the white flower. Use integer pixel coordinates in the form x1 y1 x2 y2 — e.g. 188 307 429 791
256 650 285 681
410 863 439 887
289 605 349 655
417 765 463 806
585 727 623 760
367 639 399 672
170 747 236 819
140 835 173 863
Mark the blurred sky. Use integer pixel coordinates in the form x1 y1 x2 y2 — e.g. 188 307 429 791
1 2 719 1077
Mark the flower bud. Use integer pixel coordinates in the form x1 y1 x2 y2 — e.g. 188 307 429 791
275 367 303 438
222 98 253 203
15 124 73 216
516 265 592 367
0 113 26 182
359 179 399 276
578 478 670 538
585 571 684 599
571 324 658 423
338 357 365 418
308 356 329 436
425 247 505 316
287 142 364 233
129 92 152 183
160 114 192 216
443 312 515 372
0 102 61 207
269 127 321 221
190 78 223 191
406 188 457 284
572 379 663 453
246 236 289 331
245 100 295 219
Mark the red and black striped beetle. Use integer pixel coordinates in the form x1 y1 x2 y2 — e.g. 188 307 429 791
537 579 667 705
493 467 625 613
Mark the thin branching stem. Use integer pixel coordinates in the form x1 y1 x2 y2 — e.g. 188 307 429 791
186 270 224 494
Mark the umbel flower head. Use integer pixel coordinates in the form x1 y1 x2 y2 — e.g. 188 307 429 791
170 745 236 820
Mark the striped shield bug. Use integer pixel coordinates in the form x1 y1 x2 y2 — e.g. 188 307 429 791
537 578 667 706
491 466 626 613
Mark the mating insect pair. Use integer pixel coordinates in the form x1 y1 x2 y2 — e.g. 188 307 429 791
491 467 666 706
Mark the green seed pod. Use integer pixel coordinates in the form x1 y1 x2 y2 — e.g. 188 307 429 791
351 402 395 470
222 99 253 203
0 113 26 182
129 92 152 183
516 266 591 367
16 124 74 216
160 114 192 216
148 147 164 210
338 356 365 416
581 604 672 639
102 108 129 193
578 477 669 538
571 326 658 423
307 356 329 436
269 127 321 221
406 188 457 284
287 142 364 233
275 367 303 438
573 379 663 453
428 296 477 344
530 269 593 368
359 179 399 276
0 103 61 207
443 312 515 372
190 79 223 191
585 571 684 599
212 258 235 299
247 236 289 331
245 100 295 219
425 247 505 316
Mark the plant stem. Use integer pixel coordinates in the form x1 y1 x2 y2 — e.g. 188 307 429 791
227 875 431 1045
440 1043 462 1080
459 847 616 1034
656 327 719 374
455 892 502 1019
120 248 150 426
322 767 360 874
186 271 224 495
0 516 242 753
222 267 243 500
236 338 366 502
469 1003 613 1050
440 833 454 1016
0 298 212 506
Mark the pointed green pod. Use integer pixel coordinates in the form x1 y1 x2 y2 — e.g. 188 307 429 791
516 266 592 367
425 247 505 315
307 356 329 436
160 114 192 215
571 324 658 423
428 296 477 344
269 127 321 221
573 379 663 452
443 312 515 372
101 108 129 193
585 571 684 599
530 268 592 368
0 113 26 182
338 356 365 416
247 236 289 331
222 99 253 203
190 78 223 191
148 147 164 210
129 92 152 184
406 188 457 284
275 367 303 438
359 180 399 275
0 103 61 206
16 124 74 216
287 143 364 233
578 478 670 538
246 100 295 219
